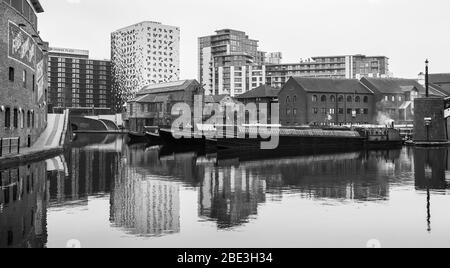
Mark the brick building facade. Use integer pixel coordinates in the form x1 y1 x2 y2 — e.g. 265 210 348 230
279 78 374 126
0 0 48 148
126 80 204 133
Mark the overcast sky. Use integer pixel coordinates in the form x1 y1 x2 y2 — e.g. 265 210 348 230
39 0 450 79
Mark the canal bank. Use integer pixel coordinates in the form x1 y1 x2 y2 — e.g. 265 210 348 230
0 112 71 169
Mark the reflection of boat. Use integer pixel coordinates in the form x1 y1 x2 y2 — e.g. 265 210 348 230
126 132 150 145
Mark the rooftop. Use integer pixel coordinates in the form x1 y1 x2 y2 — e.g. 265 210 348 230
291 77 372 94
136 80 199 96
429 73 450 84
361 77 424 94
236 85 280 99
30 0 44 13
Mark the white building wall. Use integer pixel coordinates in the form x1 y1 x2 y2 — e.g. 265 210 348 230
111 21 180 103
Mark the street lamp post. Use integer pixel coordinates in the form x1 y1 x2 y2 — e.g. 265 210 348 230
425 59 429 98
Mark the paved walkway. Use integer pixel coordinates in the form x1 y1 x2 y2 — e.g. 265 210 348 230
0 112 69 167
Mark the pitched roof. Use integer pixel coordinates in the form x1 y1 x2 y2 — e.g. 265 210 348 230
30 0 44 13
136 80 199 96
429 73 450 84
361 78 425 94
204 95 231 103
236 85 280 99
291 77 372 94
430 83 450 97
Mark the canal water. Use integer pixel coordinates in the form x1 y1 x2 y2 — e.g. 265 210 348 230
1 133 450 248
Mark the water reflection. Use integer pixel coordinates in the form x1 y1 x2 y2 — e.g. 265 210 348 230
0 162 47 248
3 134 450 247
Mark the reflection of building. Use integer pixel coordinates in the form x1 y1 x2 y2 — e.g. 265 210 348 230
47 47 115 114
414 148 449 190
47 148 119 205
111 162 180 236
0 0 48 148
199 166 266 228
0 162 47 248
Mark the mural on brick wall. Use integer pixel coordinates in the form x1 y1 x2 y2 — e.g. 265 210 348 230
8 21 37 70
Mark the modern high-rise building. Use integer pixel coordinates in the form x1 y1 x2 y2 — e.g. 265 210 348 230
266 55 390 88
47 47 114 114
199 29 266 96
111 21 180 109
265 52 283 64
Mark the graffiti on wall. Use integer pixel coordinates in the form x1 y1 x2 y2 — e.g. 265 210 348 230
8 21 37 70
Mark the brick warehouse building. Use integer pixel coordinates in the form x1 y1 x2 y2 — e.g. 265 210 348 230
126 80 204 133
0 0 48 148
279 77 375 126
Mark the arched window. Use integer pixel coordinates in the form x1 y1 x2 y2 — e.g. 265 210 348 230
347 96 353 102
27 111 31 128
286 96 291 103
321 95 327 102
355 96 361 103
312 95 318 102
338 95 344 102
293 95 297 103
363 96 369 103
330 95 336 103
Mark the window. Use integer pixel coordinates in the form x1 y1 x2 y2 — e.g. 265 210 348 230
32 75 35 92
21 112 25 129
312 95 318 102
392 96 395 102
322 108 327 115
347 109 352 115
13 108 18 128
338 108 344 114
5 107 11 128
9 67 14 82
338 95 344 102
293 95 297 103
347 96 352 102
330 95 336 103
364 109 369 115
27 111 31 128
23 70 27 88
313 108 319 114
355 96 361 103
330 109 335 115
293 109 297 116
321 95 327 102
286 96 291 103
363 96 369 103
286 109 291 115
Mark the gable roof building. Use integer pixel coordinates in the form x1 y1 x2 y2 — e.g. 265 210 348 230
291 77 373 94
236 85 281 100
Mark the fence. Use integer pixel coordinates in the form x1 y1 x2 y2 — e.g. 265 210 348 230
0 137 20 157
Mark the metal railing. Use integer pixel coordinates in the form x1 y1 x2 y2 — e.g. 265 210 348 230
0 137 20 157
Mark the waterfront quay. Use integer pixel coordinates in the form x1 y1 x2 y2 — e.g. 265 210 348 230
2 133 450 248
